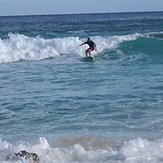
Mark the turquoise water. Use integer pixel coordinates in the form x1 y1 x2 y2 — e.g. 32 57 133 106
0 12 163 163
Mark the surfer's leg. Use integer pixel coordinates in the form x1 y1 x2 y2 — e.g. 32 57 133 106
88 48 94 56
85 48 90 56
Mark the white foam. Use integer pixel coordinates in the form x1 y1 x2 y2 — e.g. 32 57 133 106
91 33 141 53
1 137 163 163
120 137 163 162
0 33 141 63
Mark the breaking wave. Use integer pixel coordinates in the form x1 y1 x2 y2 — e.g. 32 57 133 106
0 33 140 63
0 32 162 64
1 137 163 163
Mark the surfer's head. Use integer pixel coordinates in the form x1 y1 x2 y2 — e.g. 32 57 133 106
87 37 91 41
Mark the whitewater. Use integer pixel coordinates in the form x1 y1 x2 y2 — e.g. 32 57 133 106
0 33 140 63
0 12 163 163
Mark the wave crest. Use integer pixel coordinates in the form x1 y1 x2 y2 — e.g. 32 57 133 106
0 33 140 63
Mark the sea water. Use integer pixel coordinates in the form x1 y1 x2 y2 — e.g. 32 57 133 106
0 12 163 163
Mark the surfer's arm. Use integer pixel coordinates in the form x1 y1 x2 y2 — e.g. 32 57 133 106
79 42 87 46
79 42 86 47
94 43 97 51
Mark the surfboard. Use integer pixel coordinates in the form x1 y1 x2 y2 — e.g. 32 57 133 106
83 56 94 62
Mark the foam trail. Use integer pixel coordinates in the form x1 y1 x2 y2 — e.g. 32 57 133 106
0 33 141 63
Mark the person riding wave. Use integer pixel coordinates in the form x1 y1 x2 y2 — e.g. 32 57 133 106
79 38 97 57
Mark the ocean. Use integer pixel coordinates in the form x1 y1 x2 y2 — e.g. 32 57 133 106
0 11 163 163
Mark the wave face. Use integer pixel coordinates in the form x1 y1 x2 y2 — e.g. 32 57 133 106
0 33 141 63
0 32 163 63
0 12 163 163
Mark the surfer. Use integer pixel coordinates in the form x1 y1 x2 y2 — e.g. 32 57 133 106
79 37 97 56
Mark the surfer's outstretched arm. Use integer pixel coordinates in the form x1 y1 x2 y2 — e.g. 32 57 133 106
79 42 86 46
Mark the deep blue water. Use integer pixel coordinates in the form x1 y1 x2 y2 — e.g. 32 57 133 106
0 12 163 163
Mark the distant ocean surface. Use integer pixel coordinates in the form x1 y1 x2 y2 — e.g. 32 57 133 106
0 12 163 163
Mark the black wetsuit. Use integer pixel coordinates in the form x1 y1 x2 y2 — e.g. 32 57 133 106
85 41 95 49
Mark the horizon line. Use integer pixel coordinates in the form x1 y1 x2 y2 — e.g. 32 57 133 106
0 10 163 17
